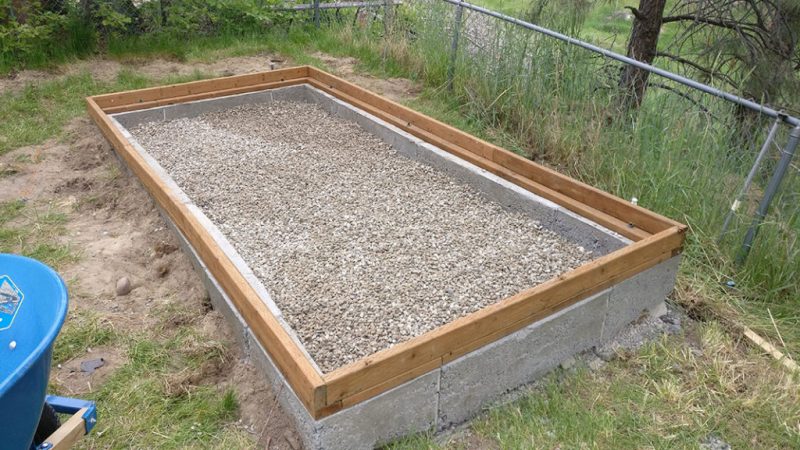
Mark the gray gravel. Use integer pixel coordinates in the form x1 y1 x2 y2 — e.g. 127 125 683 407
131 100 594 372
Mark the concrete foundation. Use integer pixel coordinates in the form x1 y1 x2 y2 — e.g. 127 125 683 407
109 84 681 449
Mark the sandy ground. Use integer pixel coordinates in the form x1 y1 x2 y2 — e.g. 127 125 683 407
1 53 423 449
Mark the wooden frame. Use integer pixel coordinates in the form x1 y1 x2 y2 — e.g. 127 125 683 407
87 66 686 419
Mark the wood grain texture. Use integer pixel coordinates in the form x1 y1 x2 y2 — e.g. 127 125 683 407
87 97 326 414
104 78 308 113
43 408 88 450
93 66 309 110
322 226 685 404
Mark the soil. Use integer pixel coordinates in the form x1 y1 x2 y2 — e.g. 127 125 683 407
313 52 421 102
0 54 289 95
0 116 300 448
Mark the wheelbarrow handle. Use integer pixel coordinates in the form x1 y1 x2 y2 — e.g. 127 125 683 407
37 396 97 450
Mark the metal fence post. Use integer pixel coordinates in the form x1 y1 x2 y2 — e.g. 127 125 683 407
737 124 800 265
718 116 783 242
384 0 393 34
447 1 464 92
314 0 321 27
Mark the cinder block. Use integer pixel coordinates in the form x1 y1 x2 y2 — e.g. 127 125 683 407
437 289 610 429
271 85 312 103
246 324 440 450
112 107 164 128
162 91 272 120
245 328 322 449
602 255 681 341
317 370 440 450
550 206 629 255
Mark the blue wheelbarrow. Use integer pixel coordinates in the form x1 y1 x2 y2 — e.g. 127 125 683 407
0 254 97 449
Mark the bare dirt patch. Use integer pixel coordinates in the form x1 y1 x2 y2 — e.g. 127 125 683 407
313 52 421 102
1 55 288 95
0 116 301 448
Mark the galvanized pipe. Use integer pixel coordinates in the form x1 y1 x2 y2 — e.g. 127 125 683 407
447 1 464 92
440 0 800 128
718 116 783 241
314 0 321 27
737 125 800 264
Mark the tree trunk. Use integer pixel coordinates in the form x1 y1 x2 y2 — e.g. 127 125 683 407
618 0 667 111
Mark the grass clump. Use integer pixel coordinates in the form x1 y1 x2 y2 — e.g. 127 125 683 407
66 326 250 449
53 311 116 365
0 200 74 268
472 323 800 449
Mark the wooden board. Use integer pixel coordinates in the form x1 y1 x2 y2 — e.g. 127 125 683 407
322 226 685 403
87 66 686 419
87 97 327 416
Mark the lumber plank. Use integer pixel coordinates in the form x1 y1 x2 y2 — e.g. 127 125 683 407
93 66 309 110
43 408 87 450
104 78 309 114
305 78 651 241
86 97 326 413
322 226 686 405
441 246 677 365
743 327 800 373
306 67 680 235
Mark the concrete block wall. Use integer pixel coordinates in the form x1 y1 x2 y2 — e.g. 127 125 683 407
109 85 682 449
166 225 678 449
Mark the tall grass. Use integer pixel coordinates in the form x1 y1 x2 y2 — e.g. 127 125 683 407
312 2 800 352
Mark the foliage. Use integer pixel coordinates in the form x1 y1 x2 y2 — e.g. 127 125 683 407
0 0 286 73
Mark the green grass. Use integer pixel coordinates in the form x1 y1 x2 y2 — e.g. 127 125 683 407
65 323 251 449
473 323 800 449
389 322 800 449
53 311 117 365
0 200 75 268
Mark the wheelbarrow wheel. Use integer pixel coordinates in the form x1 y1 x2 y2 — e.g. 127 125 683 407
33 402 61 445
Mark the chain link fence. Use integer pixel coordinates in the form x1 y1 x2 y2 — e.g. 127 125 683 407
2 0 797 299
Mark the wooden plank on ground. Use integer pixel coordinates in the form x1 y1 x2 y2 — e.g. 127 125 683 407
322 226 685 406
43 408 87 450
86 97 327 415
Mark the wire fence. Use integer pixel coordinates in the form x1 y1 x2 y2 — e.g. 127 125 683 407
3 0 798 290
396 0 799 277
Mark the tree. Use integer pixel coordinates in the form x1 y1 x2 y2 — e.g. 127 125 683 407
618 0 800 120
618 0 667 111
659 0 799 121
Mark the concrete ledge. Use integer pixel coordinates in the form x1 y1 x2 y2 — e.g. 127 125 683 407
602 255 681 342
107 84 682 449
438 288 610 429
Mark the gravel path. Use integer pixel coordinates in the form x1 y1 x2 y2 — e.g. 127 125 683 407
130 100 594 372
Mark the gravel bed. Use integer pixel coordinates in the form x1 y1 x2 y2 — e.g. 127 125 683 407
130 99 594 372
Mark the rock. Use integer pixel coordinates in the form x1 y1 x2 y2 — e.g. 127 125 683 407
648 301 668 319
587 357 606 371
700 434 731 450
560 356 576 370
80 358 105 374
115 276 132 296
594 346 617 362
